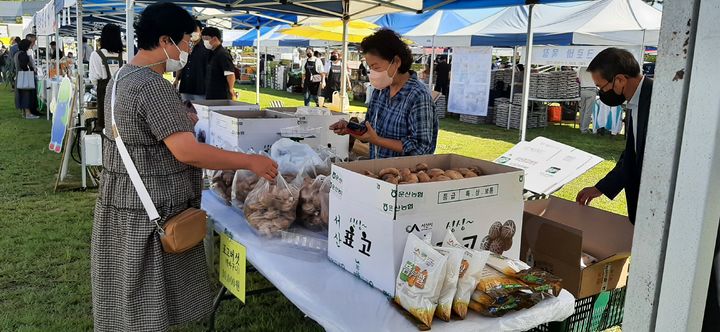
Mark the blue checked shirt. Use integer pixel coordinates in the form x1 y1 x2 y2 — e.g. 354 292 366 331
366 73 438 159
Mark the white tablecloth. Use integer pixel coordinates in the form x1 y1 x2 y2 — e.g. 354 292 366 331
203 191 575 332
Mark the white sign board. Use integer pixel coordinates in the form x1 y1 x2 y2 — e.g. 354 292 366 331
495 137 603 195
448 46 492 116
524 45 644 67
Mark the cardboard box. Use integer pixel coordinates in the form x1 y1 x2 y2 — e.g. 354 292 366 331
192 100 260 145
208 110 300 152
522 197 633 298
328 154 525 296
265 107 350 161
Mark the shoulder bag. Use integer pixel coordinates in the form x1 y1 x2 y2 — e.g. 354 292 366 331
15 53 35 90
110 66 207 254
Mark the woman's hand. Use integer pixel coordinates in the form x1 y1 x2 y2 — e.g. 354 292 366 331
353 121 378 144
329 119 350 136
246 154 278 180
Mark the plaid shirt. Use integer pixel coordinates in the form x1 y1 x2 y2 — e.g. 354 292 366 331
366 74 438 159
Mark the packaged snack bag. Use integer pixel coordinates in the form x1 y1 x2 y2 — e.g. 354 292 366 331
442 231 490 319
433 246 464 321
395 233 448 327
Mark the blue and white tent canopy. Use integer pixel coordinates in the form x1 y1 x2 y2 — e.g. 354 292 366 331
441 0 661 47
232 25 332 48
370 10 471 46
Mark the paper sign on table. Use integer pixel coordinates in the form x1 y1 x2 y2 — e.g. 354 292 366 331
495 137 602 195
220 233 246 302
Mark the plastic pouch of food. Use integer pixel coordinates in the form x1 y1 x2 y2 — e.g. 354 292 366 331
486 253 531 276
515 268 563 296
433 246 464 321
230 149 262 209
298 174 331 231
442 231 490 319
395 233 448 327
244 170 303 237
210 169 235 204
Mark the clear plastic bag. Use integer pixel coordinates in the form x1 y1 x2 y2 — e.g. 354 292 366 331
210 169 235 204
297 175 331 231
270 138 324 176
244 172 303 237
230 150 262 209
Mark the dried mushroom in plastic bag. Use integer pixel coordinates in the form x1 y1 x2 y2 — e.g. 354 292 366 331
298 175 331 231
244 172 303 237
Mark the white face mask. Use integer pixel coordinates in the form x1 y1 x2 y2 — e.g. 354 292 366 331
163 38 188 72
204 40 213 50
191 32 201 42
369 59 397 89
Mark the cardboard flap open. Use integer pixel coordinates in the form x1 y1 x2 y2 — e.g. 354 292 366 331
579 253 631 298
528 197 633 259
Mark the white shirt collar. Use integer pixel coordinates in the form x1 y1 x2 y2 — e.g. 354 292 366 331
626 75 645 110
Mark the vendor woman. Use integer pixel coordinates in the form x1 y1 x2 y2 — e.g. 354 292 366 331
330 29 438 159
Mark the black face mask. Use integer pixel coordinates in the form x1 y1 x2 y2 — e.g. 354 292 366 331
598 79 626 107
330 55 338 61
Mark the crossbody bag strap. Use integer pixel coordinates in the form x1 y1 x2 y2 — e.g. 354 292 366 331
110 66 164 233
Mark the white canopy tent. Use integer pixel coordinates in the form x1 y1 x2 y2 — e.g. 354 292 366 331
437 0 661 141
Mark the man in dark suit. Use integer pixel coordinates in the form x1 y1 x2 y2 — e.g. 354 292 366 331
575 47 652 223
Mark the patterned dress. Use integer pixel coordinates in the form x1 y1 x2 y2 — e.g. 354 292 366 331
92 65 213 331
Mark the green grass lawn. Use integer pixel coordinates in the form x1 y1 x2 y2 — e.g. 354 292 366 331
0 83 626 331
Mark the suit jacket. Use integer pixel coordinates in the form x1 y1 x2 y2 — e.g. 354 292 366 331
595 78 653 223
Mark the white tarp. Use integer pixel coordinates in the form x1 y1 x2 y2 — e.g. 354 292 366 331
439 0 661 47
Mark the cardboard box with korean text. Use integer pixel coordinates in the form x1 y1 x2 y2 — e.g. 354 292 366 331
192 100 259 146
521 197 633 298
208 110 299 152
328 154 525 296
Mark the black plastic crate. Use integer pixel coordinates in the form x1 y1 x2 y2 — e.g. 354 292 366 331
528 287 626 332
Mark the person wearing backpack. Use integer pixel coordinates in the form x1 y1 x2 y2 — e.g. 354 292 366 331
89 23 125 132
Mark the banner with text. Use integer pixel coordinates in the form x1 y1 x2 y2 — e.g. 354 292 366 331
219 233 247 302
524 45 644 67
448 46 492 117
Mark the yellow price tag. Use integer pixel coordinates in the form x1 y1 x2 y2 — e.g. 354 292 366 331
219 233 246 302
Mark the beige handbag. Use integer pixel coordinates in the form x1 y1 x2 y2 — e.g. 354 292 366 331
110 66 207 254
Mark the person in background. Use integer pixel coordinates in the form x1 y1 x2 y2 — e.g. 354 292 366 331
89 23 126 131
14 39 39 119
434 56 451 97
322 50 351 104
91 3 278 331
174 20 209 102
301 47 324 106
576 47 652 222
201 27 235 100
8 37 20 89
578 66 597 134
82 37 94 63
330 29 437 159
49 41 64 59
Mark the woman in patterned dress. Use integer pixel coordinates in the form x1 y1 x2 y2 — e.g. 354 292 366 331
91 4 278 331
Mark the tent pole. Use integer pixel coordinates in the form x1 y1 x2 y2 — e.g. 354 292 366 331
126 0 134 62
46 35 51 120
339 0 349 112
77 0 86 189
428 35 436 90
519 4 535 142
256 26 260 105
55 16 60 79
264 46 268 89
508 46 517 130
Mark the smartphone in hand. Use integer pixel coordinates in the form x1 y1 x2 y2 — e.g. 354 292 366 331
346 121 368 136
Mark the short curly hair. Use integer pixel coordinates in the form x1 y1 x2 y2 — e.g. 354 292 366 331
360 29 412 74
135 3 195 51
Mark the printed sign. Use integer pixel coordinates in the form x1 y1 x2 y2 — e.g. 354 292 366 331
219 233 246 302
448 46 492 116
525 45 643 67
